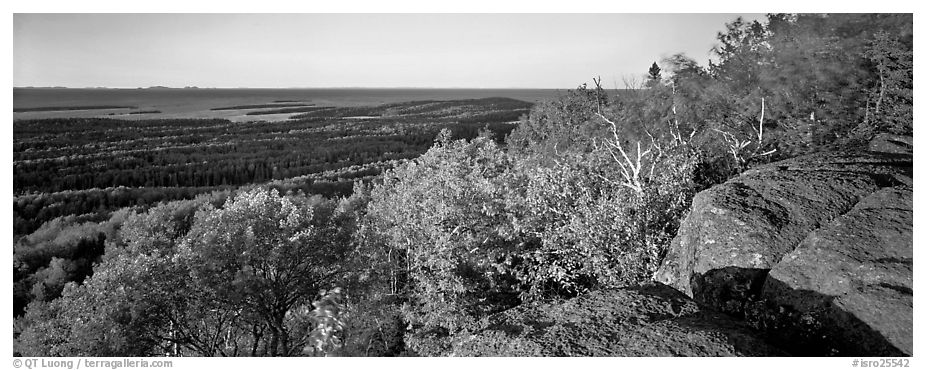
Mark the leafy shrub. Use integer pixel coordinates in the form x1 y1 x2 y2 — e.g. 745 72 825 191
18 188 363 357
361 130 525 355
359 127 707 354
504 145 703 300
506 85 606 160
17 251 189 356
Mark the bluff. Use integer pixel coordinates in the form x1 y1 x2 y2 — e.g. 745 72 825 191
654 143 912 356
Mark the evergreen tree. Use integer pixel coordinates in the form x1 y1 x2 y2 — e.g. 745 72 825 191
647 62 662 85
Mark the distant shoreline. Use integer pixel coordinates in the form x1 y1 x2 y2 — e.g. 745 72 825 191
13 88 564 123
14 105 138 113
14 86 585 91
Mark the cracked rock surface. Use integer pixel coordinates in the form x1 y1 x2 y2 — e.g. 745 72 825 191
654 147 912 356
764 186 912 355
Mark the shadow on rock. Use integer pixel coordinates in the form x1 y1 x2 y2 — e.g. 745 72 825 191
748 276 910 357
449 283 787 357
690 266 770 318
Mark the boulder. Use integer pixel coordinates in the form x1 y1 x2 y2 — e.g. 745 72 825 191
449 283 785 356
762 186 912 356
654 151 911 315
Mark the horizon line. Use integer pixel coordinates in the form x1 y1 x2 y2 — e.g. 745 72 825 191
14 86 595 90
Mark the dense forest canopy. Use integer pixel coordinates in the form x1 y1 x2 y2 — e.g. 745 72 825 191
14 13 912 356
12 98 529 235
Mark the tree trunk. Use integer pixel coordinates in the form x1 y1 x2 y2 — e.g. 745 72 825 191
250 324 262 356
876 65 885 114
267 314 289 356
268 327 279 357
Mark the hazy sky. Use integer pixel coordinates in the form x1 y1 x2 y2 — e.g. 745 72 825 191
14 13 762 88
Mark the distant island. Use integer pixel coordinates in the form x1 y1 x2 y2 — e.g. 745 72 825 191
14 105 138 112
15 86 208 90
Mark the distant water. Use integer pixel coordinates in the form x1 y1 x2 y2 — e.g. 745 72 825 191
13 88 566 122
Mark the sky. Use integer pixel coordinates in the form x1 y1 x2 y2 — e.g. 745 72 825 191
14 13 763 89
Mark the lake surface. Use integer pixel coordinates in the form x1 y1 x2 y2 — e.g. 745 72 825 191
13 88 566 122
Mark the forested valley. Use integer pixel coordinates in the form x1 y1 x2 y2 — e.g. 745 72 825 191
13 14 912 357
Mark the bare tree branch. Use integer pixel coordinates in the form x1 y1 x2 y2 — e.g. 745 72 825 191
592 76 651 194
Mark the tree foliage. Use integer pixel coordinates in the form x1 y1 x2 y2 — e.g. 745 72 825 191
15 13 913 357
361 131 525 354
18 188 363 357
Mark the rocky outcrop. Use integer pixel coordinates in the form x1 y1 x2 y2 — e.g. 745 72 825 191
762 186 912 356
449 284 785 356
654 148 912 356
